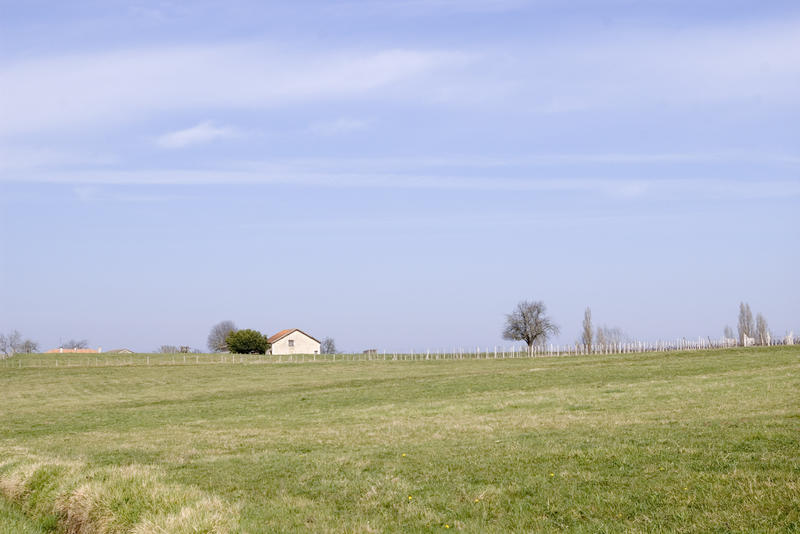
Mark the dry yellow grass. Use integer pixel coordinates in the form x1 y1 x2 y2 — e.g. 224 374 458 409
0 455 237 533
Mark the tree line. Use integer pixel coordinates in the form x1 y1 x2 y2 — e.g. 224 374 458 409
502 301 631 355
1 304 784 358
0 330 39 358
728 302 772 346
502 300 782 355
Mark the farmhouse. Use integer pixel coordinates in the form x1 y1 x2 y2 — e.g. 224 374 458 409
268 329 320 355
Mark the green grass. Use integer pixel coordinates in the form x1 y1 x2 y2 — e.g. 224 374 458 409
0 498 50 534
1 346 798 532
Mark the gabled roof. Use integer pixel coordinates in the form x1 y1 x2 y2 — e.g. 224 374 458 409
268 328 320 344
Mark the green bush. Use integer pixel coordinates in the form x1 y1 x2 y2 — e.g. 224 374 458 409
225 329 269 354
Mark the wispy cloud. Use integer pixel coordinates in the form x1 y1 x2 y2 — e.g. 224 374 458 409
9 162 800 200
0 45 466 135
156 121 239 149
327 0 531 17
238 152 800 169
73 185 173 203
0 146 116 172
3 16 799 137
308 117 370 135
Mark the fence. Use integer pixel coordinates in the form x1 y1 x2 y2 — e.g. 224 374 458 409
0 337 793 369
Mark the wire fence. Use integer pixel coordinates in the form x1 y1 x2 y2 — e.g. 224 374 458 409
0 336 794 369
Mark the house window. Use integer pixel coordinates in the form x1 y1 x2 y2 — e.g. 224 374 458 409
288 340 294 347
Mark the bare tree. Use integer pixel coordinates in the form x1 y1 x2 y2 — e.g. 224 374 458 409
321 337 337 354
595 326 627 347
207 320 237 352
755 313 770 346
502 300 560 356
581 307 593 352
63 339 89 350
0 330 22 358
737 302 755 346
723 325 735 340
19 339 39 354
158 345 179 354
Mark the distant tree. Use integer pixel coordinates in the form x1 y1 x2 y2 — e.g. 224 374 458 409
0 330 22 358
207 320 237 352
755 313 770 346
19 339 39 354
159 345 179 353
502 300 560 356
723 325 735 340
226 329 269 354
737 302 755 346
321 337 337 354
581 307 593 352
63 339 89 350
595 326 627 347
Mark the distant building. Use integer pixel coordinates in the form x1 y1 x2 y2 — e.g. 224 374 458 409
45 347 99 354
268 329 320 355
106 348 134 354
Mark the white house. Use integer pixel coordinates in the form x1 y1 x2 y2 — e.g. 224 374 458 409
268 329 320 355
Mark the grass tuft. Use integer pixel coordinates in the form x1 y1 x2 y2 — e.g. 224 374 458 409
0 455 238 533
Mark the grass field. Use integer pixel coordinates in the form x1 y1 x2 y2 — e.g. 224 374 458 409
1 346 798 533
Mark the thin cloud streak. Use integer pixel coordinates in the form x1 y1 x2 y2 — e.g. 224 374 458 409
327 0 532 17
10 166 800 200
308 117 370 135
235 152 800 169
235 210 685 233
2 17 799 136
73 185 174 203
3 147 797 176
0 146 117 171
156 121 239 149
0 45 468 135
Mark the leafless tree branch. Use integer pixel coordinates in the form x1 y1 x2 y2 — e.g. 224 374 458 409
502 300 559 355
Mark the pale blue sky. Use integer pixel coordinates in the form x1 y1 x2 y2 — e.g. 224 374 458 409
1 1 798 352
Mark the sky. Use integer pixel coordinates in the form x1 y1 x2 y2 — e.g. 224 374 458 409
1 0 798 353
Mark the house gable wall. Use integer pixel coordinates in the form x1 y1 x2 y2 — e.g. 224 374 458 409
270 330 320 355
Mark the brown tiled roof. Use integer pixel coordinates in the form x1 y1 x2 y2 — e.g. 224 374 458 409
267 329 294 344
267 329 320 344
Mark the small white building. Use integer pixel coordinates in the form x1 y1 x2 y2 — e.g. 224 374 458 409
268 329 320 355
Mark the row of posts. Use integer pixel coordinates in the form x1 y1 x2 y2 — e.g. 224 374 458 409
3 336 790 368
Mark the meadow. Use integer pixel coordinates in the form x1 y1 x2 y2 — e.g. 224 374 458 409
0 346 797 533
